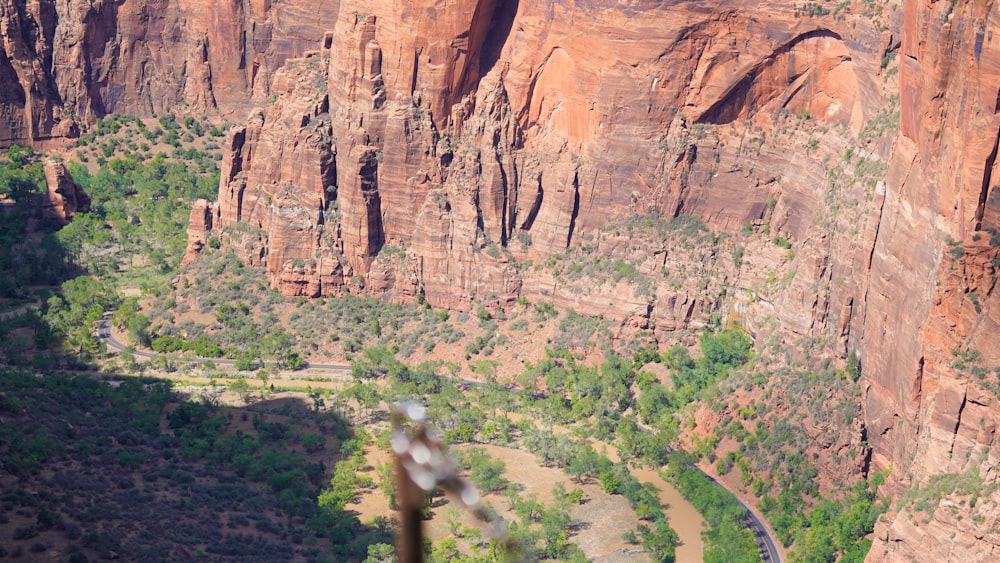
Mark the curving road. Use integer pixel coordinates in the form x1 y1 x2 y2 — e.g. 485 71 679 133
697 468 782 562
97 316 781 562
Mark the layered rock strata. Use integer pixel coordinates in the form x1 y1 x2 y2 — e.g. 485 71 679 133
863 0 1000 559
193 0 893 347
185 1 1000 558
0 0 339 147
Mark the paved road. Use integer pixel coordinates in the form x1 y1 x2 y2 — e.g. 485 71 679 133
97 317 351 373
98 315 781 562
698 468 782 563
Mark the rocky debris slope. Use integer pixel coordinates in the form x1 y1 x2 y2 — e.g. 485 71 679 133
0 0 339 147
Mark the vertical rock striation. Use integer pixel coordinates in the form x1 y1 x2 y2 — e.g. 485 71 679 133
196 0 893 330
864 1 1000 560
0 0 340 147
192 4 1000 555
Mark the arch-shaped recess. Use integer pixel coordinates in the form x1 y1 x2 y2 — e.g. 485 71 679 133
697 29 859 127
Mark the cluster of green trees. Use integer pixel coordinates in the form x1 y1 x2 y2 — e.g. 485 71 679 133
110 297 148 343
517 424 678 560
352 318 878 563
517 332 757 560
504 485 587 561
45 275 120 360
350 330 753 561
0 308 58 368
459 446 510 493
440 445 589 561
0 148 66 367
784 479 883 563
1 113 226 364
642 329 753 420
150 334 223 357
64 115 217 280
107 274 306 369
168 405 325 518
208 301 300 368
507 328 750 472
330 341 684 561
662 451 760 562
163 384 392 558
64 151 217 276
697 354 889 561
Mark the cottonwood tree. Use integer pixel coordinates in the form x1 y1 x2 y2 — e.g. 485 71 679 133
229 375 253 405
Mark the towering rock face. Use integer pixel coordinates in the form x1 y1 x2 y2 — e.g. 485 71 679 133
0 0 340 147
213 52 344 297
195 2 1000 556
863 1 1000 560
5 0 997 556
204 0 894 335
42 159 89 224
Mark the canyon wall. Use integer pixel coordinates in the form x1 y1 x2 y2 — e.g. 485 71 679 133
0 0 339 146
864 0 1000 560
192 0 1000 558
200 0 895 347
6 0 1000 558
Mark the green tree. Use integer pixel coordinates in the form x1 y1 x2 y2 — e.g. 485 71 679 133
234 351 258 371
376 461 397 509
515 494 544 522
540 503 573 559
429 537 459 563
319 460 359 512
229 375 253 405
256 369 271 395
352 345 407 381
285 351 304 370
363 542 396 563
307 387 325 413
343 381 381 420
566 445 603 484
642 521 679 563
126 314 151 347
463 447 508 493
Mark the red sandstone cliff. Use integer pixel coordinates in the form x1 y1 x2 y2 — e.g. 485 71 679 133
5 0 999 558
198 0 893 340
189 1 1000 558
863 1 1000 560
0 0 339 147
